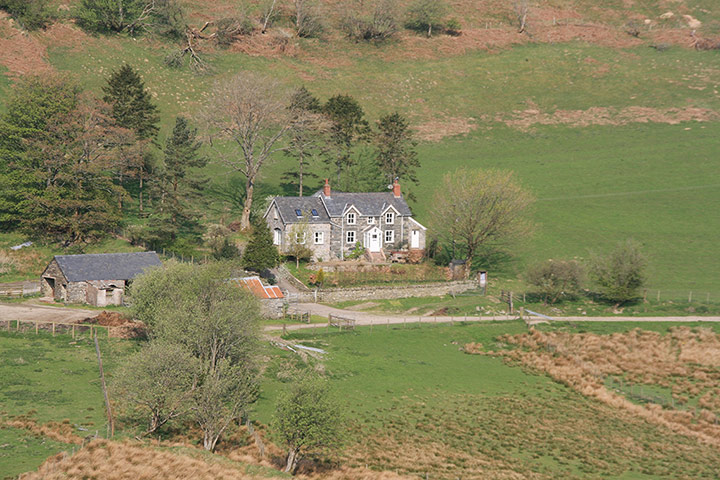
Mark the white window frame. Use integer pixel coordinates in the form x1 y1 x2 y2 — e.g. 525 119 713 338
346 231 356 244
273 229 282 246
385 212 394 224
367 217 375 224
347 212 356 225
295 231 306 244
314 232 324 244
384 230 394 243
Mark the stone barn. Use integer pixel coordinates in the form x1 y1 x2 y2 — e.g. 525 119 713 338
41 252 162 306
230 276 286 318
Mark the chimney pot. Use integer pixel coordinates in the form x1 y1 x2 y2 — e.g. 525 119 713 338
392 178 401 197
323 178 331 197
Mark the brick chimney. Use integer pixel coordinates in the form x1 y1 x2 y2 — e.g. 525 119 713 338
392 178 401 198
323 178 331 197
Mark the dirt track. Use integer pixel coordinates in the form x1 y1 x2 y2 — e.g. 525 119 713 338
0 303 95 323
264 303 720 332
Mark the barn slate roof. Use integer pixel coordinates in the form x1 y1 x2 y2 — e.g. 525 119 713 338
271 196 330 224
313 191 413 217
53 252 162 282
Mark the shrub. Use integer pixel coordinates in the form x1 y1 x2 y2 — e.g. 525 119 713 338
76 0 185 36
0 0 51 30
340 0 398 42
344 242 366 260
405 0 448 37
293 0 324 38
525 259 584 304
589 239 646 305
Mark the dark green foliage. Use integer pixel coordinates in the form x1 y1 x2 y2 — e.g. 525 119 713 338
340 0 398 42
322 94 370 186
103 64 160 139
290 86 321 113
0 76 125 244
282 87 325 196
75 0 185 36
242 217 280 273
0 0 51 30
590 239 647 305
405 0 448 37
75 0 147 33
525 259 584 304
272 372 344 473
374 112 420 193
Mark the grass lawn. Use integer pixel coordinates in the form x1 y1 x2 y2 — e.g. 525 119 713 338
37 35 720 293
0 332 138 478
255 321 720 478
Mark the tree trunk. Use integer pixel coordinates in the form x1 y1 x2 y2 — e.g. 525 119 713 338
240 178 254 230
204 431 219 451
427 23 432 38
139 169 144 213
298 153 304 197
284 448 299 473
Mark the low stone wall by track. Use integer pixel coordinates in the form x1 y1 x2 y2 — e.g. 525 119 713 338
288 280 478 303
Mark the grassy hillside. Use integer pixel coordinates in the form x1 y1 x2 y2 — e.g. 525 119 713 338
1 0 719 291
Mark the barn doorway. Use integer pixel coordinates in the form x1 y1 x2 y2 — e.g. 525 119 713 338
42 277 55 298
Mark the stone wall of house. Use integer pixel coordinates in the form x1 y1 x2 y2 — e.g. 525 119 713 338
287 280 478 303
40 260 66 300
260 298 287 318
66 282 88 303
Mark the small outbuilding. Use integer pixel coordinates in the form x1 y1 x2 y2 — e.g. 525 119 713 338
41 252 162 306
230 276 285 318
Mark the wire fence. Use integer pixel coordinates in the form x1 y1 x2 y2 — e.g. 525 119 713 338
1 319 111 338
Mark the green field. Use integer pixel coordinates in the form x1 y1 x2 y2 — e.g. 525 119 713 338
32 32 720 293
5 320 720 478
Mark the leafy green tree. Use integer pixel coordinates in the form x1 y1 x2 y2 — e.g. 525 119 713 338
525 259 584 304
429 168 533 277
103 64 159 140
287 216 314 268
157 116 208 221
0 0 51 30
374 112 420 194
0 76 79 230
242 217 280 273
405 0 448 37
103 63 160 211
589 239 647 305
282 87 327 197
113 341 199 435
76 0 184 35
272 373 344 473
322 94 369 185
130 262 261 450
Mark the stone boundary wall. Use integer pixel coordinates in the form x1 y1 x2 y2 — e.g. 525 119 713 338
276 265 311 292
289 280 479 303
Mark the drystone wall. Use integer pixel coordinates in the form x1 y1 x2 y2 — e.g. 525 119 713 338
288 280 478 303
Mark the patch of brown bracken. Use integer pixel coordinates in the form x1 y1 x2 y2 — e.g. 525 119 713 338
0 12 52 76
414 116 479 141
466 326 720 447
499 105 719 129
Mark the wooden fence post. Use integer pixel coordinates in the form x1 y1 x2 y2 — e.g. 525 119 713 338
35 321 38 335
72 324 75 339
94 332 114 438
689 291 693 303
52 323 55 336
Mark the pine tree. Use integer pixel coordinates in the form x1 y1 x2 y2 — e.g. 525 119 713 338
103 64 160 212
374 112 420 199
242 217 280 273
103 64 159 140
322 94 369 186
159 116 208 222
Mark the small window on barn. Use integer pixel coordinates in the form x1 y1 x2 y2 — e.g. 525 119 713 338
295 209 302 217
311 209 319 217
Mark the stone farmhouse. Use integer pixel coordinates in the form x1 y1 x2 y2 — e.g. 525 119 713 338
41 252 162 306
264 179 426 262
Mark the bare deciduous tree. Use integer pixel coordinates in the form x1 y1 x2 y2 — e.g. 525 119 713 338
514 0 529 34
429 168 533 277
204 73 293 230
294 0 323 38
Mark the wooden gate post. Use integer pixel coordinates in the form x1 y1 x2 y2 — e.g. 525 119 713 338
35 321 38 334
52 323 55 336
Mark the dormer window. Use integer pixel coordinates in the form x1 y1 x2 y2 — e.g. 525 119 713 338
311 209 319 217
295 209 302 217
347 212 356 225
385 212 394 224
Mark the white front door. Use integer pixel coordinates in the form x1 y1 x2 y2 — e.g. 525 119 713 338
367 228 381 252
411 230 420 249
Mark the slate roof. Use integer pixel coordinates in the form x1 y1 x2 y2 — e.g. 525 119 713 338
271 196 330 224
53 252 162 282
313 191 413 217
